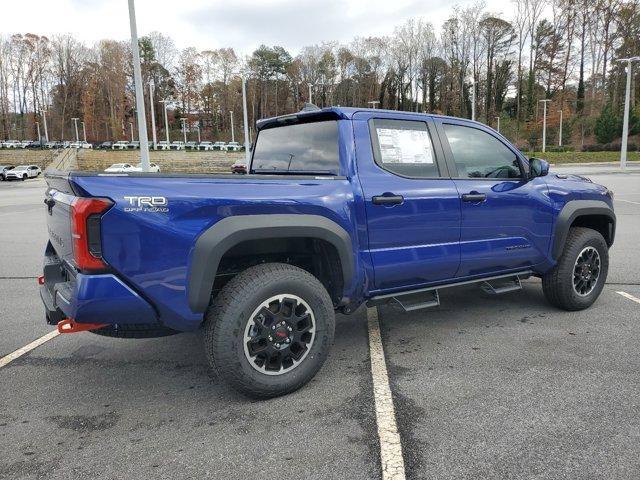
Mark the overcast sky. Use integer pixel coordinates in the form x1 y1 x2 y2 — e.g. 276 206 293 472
2 0 516 55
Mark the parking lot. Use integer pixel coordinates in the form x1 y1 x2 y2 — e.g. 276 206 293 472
1 170 640 480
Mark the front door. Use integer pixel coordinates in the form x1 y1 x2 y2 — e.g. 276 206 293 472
436 119 554 277
354 112 461 292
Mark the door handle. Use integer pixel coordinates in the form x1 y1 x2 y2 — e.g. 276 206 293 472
461 192 487 203
372 194 404 206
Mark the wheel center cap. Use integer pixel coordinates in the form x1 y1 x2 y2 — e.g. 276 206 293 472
274 328 289 341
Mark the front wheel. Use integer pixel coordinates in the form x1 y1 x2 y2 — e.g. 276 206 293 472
204 263 335 398
542 227 609 311
22 175 26 181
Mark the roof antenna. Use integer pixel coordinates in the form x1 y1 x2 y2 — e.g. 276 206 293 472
301 103 321 112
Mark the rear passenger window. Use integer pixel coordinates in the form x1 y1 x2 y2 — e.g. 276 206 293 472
443 124 522 179
370 119 440 178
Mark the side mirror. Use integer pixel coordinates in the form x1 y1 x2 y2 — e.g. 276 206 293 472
529 157 549 178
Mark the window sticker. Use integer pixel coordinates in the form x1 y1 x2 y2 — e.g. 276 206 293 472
376 128 434 164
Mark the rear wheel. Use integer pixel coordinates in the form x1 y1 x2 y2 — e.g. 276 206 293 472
204 263 335 398
542 227 609 311
21 174 26 181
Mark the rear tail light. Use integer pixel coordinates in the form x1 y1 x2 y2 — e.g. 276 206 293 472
70 197 113 271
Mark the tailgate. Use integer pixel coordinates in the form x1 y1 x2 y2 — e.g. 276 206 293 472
44 186 75 266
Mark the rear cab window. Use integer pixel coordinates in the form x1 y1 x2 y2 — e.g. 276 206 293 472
369 119 440 178
251 120 340 175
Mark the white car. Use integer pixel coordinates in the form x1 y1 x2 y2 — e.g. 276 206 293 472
170 141 185 150
69 141 82 149
226 142 242 152
112 141 130 150
157 141 171 150
2 140 21 149
131 162 161 173
81 141 93 149
5 165 41 180
198 141 213 151
20 140 33 149
104 163 136 173
213 141 227 151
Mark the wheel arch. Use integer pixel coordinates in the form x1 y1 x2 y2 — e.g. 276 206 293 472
552 200 616 260
188 214 354 313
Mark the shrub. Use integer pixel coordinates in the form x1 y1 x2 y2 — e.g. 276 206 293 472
594 103 621 144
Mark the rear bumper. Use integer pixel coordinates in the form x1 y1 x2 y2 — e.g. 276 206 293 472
41 251 158 326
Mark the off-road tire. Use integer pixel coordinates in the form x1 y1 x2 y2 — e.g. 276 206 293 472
89 324 179 338
542 227 609 311
204 263 335 398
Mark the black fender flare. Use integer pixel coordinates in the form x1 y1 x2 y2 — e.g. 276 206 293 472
188 214 355 313
552 200 616 260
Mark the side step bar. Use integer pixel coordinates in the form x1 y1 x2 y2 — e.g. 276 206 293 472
367 270 532 313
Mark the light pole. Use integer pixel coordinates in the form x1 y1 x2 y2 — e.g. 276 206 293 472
149 79 157 150
241 75 250 164
42 109 49 142
470 78 476 121
495 116 500 133
614 56 640 170
129 122 134 142
558 110 563 147
308 84 313 104
128 0 150 171
196 123 201 143
539 99 551 153
230 111 235 143
81 121 87 142
71 117 79 142
160 99 170 143
180 118 187 143
368 101 380 109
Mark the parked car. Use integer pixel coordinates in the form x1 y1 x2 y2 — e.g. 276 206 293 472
131 162 161 173
69 141 83 149
129 141 140 149
104 163 136 173
43 141 57 149
2 140 21 149
41 106 616 399
5 164 41 180
0 165 15 180
212 141 227 151
98 142 113 150
20 140 33 148
112 141 129 150
226 142 242 152
185 141 198 150
157 140 171 150
28 140 43 149
198 141 213 151
170 141 185 150
231 161 247 174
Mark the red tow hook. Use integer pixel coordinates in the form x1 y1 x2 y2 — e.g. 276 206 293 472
37 275 45 285
57 319 108 334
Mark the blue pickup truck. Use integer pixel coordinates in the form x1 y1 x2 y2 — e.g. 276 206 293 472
41 105 615 397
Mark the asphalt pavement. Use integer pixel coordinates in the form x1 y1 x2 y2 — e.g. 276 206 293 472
1 169 639 480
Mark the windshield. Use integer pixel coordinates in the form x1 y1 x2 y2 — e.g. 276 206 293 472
110 164 125 168
251 120 339 175
14 166 28 170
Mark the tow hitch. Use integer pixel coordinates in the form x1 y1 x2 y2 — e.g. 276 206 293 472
57 319 107 334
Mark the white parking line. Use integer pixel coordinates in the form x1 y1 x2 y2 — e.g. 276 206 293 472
616 199 640 206
367 306 406 480
617 291 640 305
0 330 59 369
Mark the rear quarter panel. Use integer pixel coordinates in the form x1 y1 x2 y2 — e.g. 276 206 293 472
70 174 361 331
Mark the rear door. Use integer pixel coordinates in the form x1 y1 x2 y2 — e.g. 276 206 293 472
354 112 461 291
435 119 553 277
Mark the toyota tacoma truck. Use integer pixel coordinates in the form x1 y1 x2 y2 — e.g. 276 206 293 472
40 105 615 398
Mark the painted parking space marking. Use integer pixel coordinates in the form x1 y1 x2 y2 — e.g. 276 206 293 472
0 330 59 369
616 198 640 206
617 291 640 305
367 306 406 480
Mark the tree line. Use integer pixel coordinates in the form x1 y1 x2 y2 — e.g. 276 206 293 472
0 0 638 150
